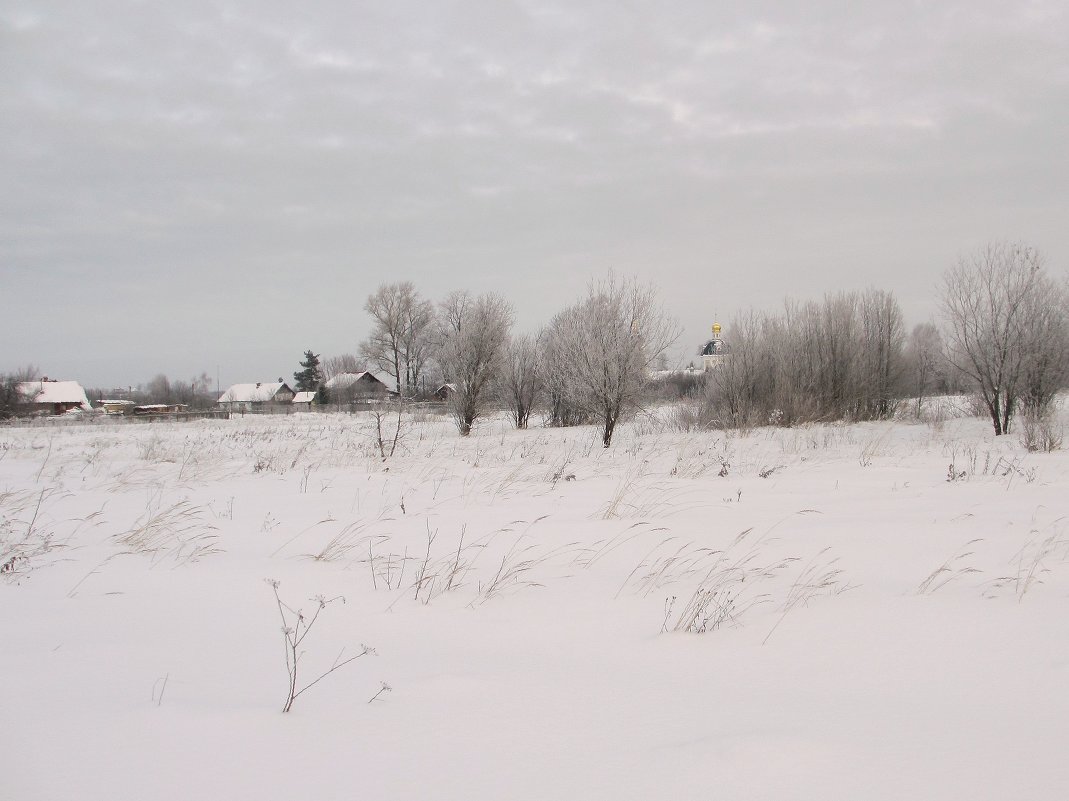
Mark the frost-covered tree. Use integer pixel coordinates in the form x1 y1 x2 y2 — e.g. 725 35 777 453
941 242 1065 435
497 333 542 429
437 291 513 436
546 274 679 447
903 322 945 416
360 282 435 395
705 290 905 428
1016 274 1069 415
0 365 38 419
855 288 905 420
539 311 592 428
321 354 364 382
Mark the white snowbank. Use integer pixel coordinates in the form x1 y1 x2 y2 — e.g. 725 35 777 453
3 407 1068 800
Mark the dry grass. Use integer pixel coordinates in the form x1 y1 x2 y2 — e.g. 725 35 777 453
112 499 221 566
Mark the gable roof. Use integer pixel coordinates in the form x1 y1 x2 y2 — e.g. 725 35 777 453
17 380 91 408
218 382 293 403
292 391 317 404
324 371 388 390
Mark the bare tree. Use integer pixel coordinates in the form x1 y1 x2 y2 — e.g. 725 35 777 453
941 242 1048 435
539 308 592 428
145 374 174 404
400 294 436 397
903 322 944 417
360 282 435 395
0 365 40 419
705 290 905 428
855 288 905 420
705 311 776 427
1018 274 1069 415
321 354 365 382
497 333 542 429
547 274 679 447
190 372 214 409
437 291 513 436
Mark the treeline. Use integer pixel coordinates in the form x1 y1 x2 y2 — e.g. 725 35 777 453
79 373 218 410
335 242 1067 445
5 242 1066 440
700 242 1068 436
701 289 948 428
327 273 678 446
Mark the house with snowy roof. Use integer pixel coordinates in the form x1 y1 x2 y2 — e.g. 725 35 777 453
323 371 392 403
16 379 93 415
217 381 295 412
291 391 318 411
433 383 457 402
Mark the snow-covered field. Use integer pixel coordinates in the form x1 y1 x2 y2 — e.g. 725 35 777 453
4 405 1069 800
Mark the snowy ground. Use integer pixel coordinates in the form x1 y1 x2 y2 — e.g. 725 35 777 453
3 403 1069 800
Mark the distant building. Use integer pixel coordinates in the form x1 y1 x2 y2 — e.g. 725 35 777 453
217 381 295 412
98 399 136 416
700 323 729 371
133 404 189 415
16 379 92 415
433 383 457 402
291 391 318 411
324 372 392 403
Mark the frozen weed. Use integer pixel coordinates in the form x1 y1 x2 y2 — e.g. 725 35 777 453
113 499 221 566
306 511 392 563
267 579 376 713
1019 410 1063 453
858 431 891 467
405 523 502 605
473 532 575 606
642 529 799 634
916 539 984 594
763 548 853 644
983 521 1068 601
570 522 651 570
0 486 74 582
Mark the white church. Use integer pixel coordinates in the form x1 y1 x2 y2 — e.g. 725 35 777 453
700 322 729 371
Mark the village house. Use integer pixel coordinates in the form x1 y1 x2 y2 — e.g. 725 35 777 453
133 404 189 415
16 379 92 415
433 383 457 402
324 371 392 404
291 391 318 412
217 381 295 412
98 399 136 416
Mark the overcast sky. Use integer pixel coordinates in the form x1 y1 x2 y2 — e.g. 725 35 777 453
3 0 1067 388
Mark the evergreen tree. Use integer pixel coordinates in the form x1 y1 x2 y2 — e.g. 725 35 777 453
294 350 323 392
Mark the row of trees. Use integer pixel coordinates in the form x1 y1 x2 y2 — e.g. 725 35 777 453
129 373 216 408
6 243 1063 439
703 242 1068 435
341 275 677 446
326 242 1065 443
706 289 910 428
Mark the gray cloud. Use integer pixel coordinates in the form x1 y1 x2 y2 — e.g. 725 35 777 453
2 0 1067 386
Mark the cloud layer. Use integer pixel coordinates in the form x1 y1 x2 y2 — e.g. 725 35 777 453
3 1 1067 385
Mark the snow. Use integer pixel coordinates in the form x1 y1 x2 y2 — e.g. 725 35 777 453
3 403 1069 800
291 391 317 404
16 379 91 407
